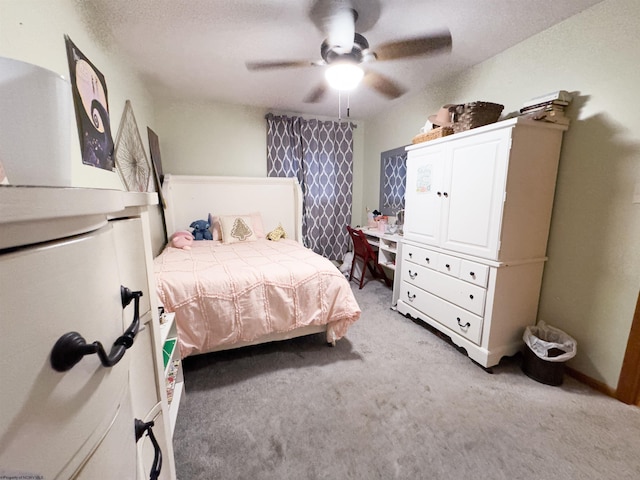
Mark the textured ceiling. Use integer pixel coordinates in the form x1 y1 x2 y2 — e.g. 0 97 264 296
75 0 602 119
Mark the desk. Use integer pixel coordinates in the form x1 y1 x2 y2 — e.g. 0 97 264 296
360 228 403 306
361 228 402 271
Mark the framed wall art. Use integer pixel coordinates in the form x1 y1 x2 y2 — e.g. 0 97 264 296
114 100 151 192
64 35 115 171
147 127 166 208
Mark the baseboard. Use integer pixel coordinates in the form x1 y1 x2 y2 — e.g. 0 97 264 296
565 366 617 398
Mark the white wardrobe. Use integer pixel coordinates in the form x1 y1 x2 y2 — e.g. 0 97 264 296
0 187 177 479
397 117 568 368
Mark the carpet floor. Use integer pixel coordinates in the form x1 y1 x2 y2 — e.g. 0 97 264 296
173 279 640 479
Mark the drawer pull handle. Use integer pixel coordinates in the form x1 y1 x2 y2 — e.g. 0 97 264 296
425 257 430 263
443 192 449 198
135 419 163 479
469 271 476 277
457 317 471 329
408 252 413 258
408 270 418 279
50 286 142 372
437 191 442 197
469 294 474 300
407 292 416 301
445 264 451 269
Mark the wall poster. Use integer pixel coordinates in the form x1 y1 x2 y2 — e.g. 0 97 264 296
416 164 432 193
64 35 115 171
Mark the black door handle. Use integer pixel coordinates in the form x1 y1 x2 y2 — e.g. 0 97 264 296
135 419 163 480
50 286 142 372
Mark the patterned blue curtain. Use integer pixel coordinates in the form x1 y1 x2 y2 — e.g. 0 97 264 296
266 114 355 261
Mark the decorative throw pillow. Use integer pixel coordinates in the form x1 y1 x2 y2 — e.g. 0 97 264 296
219 215 258 244
266 224 287 241
209 212 265 240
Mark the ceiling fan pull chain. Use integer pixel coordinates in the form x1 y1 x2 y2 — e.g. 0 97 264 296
347 92 351 118
338 89 342 121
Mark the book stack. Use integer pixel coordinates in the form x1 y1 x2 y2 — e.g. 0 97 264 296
520 90 571 126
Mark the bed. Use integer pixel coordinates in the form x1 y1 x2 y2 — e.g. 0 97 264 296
153 174 361 359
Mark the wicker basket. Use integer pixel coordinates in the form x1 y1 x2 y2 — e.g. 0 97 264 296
452 102 504 133
412 126 454 144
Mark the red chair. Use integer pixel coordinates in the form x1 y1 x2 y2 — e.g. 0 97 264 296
346 226 392 289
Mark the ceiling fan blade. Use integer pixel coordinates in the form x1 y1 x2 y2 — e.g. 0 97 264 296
362 71 406 99
374 29 452 61
303 83 328 103
245 60 317 71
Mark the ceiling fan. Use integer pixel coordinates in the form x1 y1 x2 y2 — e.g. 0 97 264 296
245 1 452 104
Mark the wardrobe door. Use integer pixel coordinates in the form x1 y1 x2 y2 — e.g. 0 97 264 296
0 225 134 478
440 127 511 259
404 144 446 246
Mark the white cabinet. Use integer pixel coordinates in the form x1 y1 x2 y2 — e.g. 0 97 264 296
0 187 176 479
404 118 565 262
397 118 567 368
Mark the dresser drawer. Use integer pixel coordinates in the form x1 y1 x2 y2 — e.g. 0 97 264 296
402 243 439 269
402 262 486 316
459 259 490 287
436 252 461 278
401 282 483 344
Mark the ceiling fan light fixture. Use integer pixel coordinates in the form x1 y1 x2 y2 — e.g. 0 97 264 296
325 62 364 91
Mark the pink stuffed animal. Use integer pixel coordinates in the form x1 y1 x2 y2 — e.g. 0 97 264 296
170 230 194 250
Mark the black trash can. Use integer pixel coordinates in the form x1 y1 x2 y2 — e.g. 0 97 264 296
522 345 567 386
522 322 577 386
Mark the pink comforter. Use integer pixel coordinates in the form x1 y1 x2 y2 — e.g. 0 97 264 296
154 239 361 358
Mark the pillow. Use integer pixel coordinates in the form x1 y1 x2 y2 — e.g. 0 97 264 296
266 224 287 241
218 215 258 244
209 212 265 240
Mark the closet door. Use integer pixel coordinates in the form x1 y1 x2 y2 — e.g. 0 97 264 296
440 127 511 259
0 225 135 478
404 144 446 246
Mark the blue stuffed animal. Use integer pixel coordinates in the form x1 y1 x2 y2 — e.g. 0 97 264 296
190 220 213 241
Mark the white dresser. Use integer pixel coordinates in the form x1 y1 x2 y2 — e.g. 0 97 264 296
396 118 568 369
0 187 176 479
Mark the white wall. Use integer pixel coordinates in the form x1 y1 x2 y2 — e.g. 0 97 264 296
364 0 640 389
0 0 165 252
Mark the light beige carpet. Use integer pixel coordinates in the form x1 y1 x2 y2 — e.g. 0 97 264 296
173 279 640 479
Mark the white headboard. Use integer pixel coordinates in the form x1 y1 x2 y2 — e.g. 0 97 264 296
162 174 303 243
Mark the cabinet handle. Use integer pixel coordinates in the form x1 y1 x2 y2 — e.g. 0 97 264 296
50 286 142 372
407 291 416 301
469 271 476 277
425 257 430 263
135 419 163 479
457 317 471 329
437 191 442 197
408 252 413 258
408 270 418 279
443 192 449 198
445 263 450 269
469 294 474 300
